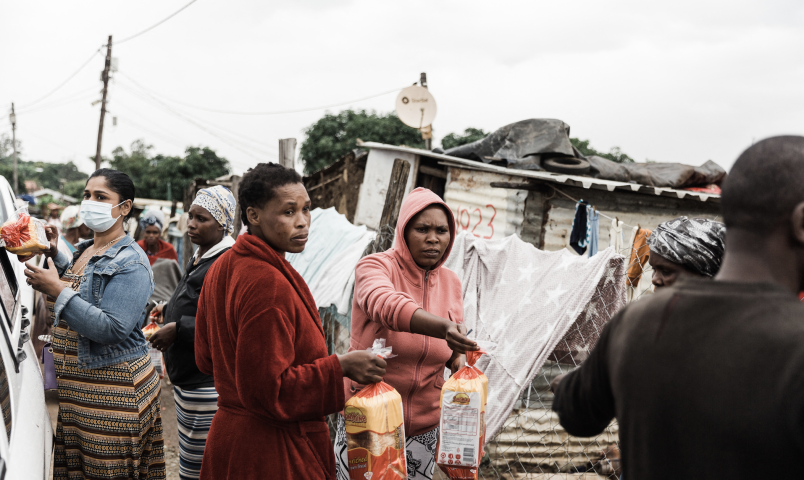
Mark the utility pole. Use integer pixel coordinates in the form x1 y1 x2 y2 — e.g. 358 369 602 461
278 138 296 169
9 104 17 194
94 35 112 170
420 72 432 150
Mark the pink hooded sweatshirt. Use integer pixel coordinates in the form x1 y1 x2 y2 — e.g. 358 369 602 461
345 187 463 437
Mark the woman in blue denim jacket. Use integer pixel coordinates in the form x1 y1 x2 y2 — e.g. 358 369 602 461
24 169 165 479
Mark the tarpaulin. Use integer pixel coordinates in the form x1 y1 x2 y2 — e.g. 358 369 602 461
443 231 627 443
444 119 575 170
287 207 375 316
587 156 727 188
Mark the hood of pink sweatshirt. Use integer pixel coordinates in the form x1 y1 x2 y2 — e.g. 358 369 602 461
346 187 464 436
390 186 457 280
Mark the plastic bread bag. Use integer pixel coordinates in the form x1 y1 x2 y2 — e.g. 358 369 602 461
0 206 49 256
142 319 161 340
436 340 496 480
343 338 407 480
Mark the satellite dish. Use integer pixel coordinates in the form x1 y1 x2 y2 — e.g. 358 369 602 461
395 85 437 129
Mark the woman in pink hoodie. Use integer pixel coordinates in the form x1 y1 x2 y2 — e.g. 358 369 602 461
334 187 477 480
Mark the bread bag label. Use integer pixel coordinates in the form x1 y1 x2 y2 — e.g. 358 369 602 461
438 390 482 467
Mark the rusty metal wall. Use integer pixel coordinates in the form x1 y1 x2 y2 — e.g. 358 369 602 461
444 167 527 241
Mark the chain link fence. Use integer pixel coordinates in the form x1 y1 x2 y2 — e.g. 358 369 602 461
320 227 653 479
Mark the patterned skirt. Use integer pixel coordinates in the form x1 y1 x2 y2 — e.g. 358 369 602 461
51 313 166 479
174 386 218 480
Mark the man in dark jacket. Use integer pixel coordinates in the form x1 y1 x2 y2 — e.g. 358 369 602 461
551 136 804 479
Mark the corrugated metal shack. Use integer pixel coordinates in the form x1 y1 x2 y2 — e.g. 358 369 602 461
304 141 722 477
303 149 369 224
354 142 721 249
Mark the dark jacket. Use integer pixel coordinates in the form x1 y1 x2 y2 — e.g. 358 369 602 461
163 247 230 389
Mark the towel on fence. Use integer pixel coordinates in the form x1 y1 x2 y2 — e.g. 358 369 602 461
287 207 375 315
443 231 627 443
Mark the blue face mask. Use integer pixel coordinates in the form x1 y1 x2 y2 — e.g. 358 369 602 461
81 200 125 233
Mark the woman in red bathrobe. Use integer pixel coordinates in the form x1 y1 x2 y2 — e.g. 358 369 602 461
195 163 386 479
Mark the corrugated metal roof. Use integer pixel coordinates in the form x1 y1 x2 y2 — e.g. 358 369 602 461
359 142 720 203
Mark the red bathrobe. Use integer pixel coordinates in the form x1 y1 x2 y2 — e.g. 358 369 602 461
195 233 345 479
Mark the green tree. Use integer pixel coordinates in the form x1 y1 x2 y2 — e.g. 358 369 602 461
570 138 634 163
109 140 230 200
0 133 89 197
441 128 489 150
300 109 425 174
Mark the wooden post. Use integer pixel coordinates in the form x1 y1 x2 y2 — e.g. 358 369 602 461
95 36 112 170
278 138 296 169
374 158 411 252
230 175 242 238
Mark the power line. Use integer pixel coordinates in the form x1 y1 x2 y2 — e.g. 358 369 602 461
117 83 276 160
115 82 270 163
112 0 200 46
18 49 102 109
118 71 404 116
16 91 98 116
102 100 259 171
17 86 99 114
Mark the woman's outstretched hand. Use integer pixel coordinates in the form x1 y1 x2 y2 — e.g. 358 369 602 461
410 308 479 354
444 323 478 354
338 350 387 385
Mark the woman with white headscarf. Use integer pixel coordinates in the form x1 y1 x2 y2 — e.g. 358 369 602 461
149 185 236 480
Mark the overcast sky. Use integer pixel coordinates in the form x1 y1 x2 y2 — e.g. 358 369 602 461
2 0 803 175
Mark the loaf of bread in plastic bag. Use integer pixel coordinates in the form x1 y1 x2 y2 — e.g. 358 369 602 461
1 211 49 256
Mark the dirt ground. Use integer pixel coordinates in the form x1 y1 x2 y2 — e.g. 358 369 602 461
45 378 181 480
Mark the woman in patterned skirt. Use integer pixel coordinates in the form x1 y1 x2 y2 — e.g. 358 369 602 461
23 169 164 479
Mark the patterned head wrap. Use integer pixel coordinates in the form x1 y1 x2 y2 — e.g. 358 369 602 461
60 205 84 230
139 209 165 232
648 216 726 277
192 185 236 234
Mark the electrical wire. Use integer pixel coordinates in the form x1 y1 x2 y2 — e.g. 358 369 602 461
117 83 275 161
16 0 197 112
112 0 200 46
115 82 272 164
15 126 83 158
16 91 99 116
118 71 404 116
17 86 100 114
17 49 102 109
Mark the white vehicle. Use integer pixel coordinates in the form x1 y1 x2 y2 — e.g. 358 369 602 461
0 175 52 479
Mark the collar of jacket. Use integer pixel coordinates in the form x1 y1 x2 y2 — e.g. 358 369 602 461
389 187 456 287
72 235 135 261
232 233 324 337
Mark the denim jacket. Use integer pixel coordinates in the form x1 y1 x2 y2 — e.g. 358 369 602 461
50 235 155 369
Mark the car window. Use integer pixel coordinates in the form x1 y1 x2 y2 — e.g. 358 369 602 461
0 252 16 332
0 188 9 225
0 353 10 442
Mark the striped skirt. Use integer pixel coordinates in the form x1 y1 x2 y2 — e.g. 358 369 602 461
52 316 165 479
174 386 219 480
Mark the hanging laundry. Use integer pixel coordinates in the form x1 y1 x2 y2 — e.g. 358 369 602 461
608 217 625 252
569 200 589 255
587 206 599 258
443 231 627 443
627 227 653 288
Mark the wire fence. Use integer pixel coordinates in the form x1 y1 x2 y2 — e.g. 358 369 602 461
320 226 654 480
